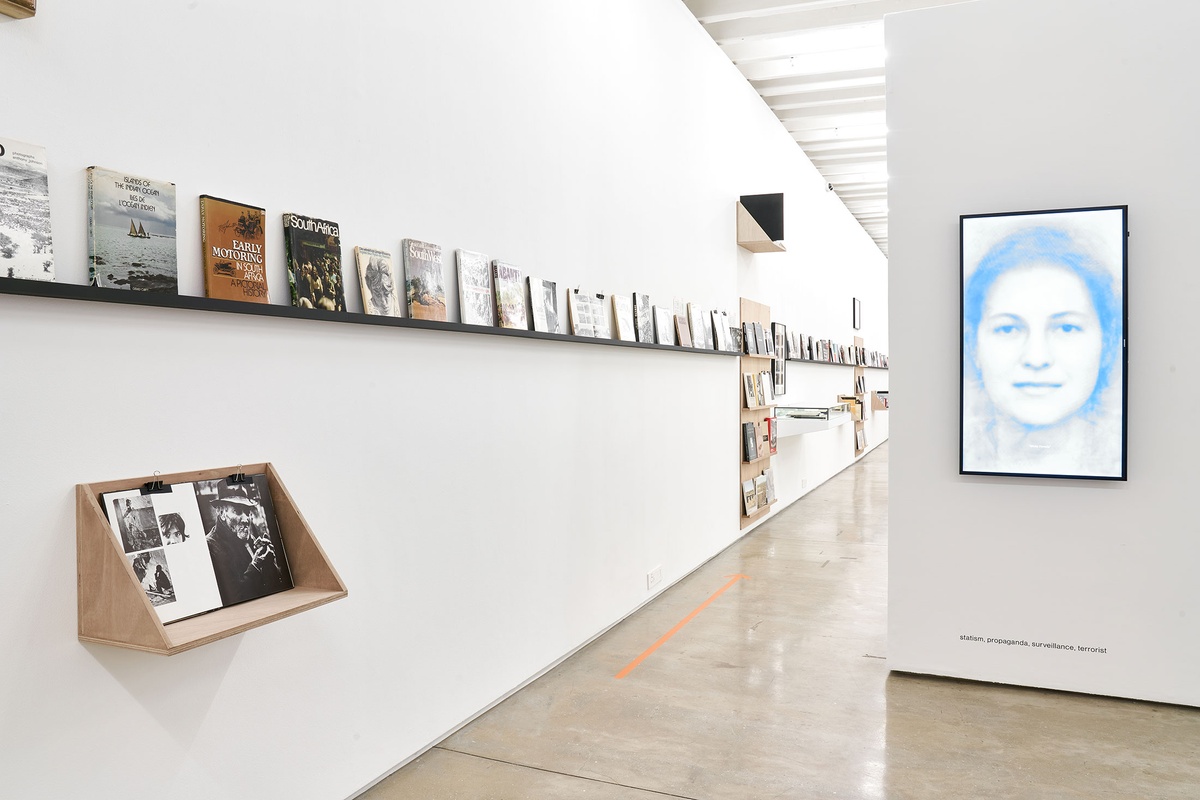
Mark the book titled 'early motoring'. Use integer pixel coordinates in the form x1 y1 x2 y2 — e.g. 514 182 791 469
199 196 268 303
0 136 54 281
283 213 344 311
403 238 446 321
87 166 177 292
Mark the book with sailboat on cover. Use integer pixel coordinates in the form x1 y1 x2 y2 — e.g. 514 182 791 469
87 166 178 292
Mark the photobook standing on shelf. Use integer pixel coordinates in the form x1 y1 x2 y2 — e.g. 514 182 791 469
0 136 54 281
742 479 757 515
612 294 636 342
568 289 606 337
87 166 177 292
675 314 692 347
633 293 654 343
743 373 756 407
100 473 292 623
403 238 446 321
456 249 494 326
653 306 675 346
354 246 401 316
492 260 528 330
200 196 268 303
283 213 345 311
743 421 758 461
527 276 560 333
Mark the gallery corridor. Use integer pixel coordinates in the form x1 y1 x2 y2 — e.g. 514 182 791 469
359 444 1200 799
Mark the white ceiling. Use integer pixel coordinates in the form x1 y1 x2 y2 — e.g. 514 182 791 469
683 0 967 256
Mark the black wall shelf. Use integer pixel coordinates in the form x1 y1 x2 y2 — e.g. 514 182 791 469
0 277 738 358
786 357 888 371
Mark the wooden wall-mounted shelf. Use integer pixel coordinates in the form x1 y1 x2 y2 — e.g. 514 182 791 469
0 0 35 19
0 277 735 359
740 297 777 529
77 462 347 656
736 201 786 253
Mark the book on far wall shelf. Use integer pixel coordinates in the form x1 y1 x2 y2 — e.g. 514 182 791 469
593 292 612 339
354 246 401 316
754 474 768 510
743 421 758 462
456 248 494 326
653 306 676 346
674 314 692 347
633 293 654 344
87 166 177 292
0 136 54 281
612 293 636 342
99 473 293 624
403 238 446 321
200 196 268 303
568 288 605 337
492 260 528 330
527 276 560 334
743 373 756 407
742 479 757 516
283 212 344 311
764 467 776 504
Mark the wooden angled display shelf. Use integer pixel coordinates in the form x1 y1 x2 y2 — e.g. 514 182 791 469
852 335 867 457
736 201 785 253
740 297 777 529
77 462 347 656
0 0 35 19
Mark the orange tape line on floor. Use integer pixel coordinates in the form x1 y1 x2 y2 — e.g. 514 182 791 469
614 574 749 680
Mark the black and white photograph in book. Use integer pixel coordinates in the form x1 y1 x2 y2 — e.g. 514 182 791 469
128 549 175 607
961 205 1127 480
194 476 293 606
113 495 163 554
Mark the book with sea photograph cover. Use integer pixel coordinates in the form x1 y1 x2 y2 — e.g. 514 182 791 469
456 248 494 326
403 238 446 321
492 260 528 329
0 137 54 281
355 246 401 316
283 213 344 311
100 473 292 623
87 166 177 292
200 196 268 303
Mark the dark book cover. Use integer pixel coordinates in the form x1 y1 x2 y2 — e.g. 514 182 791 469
200 196 268 303
283 213 344 311
633 293 654 343
743 421 758 462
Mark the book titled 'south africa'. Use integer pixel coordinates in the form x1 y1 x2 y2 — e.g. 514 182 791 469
0 137 54 281
199 196 268 303
403 238 446 321
87 166 177 292
283 213 344 311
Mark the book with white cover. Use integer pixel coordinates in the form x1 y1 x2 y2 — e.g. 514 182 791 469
0 137 54 280
612 294 636 342
528 276 560 333
456 248 494 326
653 306 676 345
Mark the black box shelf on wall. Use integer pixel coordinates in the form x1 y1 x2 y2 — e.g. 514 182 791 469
737 193 785 253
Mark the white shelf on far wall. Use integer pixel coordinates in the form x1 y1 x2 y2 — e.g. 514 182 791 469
776 411 852 438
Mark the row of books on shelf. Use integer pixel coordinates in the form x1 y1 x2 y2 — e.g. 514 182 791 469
742 468 777 516
839 394 867 422
741 319 888 368
742 370 777 408
0 138 747 350
742 418 777 462
854 375 866 393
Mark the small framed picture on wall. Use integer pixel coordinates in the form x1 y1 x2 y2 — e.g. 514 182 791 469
852 298 862 330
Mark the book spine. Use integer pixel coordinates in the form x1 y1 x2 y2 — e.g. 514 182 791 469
86 169 97 287
283 214 298 307
199 197 210 297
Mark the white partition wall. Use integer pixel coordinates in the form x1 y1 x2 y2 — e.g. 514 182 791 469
887 0 1200 705
0 2 885 798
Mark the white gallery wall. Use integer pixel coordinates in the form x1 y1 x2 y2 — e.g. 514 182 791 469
887 0 1200 705
0 2 885 798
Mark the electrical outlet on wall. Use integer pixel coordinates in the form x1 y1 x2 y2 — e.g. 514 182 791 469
646 565 663 590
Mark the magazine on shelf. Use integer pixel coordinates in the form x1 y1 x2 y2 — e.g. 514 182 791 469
633 293 654 343
456 248 494 326
200 196 268 303
653 306 676 345
754 474 768 509
568 289 605 337
612 294 636 342
743 373 756 407
354 246 401 316
283 212 344 311
87 166 177 292
100 473 293 623
0 136 54 281
492 260 528 329
674 314 692 347
403 238 446 321
742 479 757 516
528 276 560 333
743 421 758 461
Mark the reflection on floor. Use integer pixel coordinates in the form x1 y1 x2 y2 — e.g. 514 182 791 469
359 443 1200 799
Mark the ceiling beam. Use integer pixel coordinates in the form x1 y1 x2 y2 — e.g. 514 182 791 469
684 0 853 24
774 97 885 120
766 83 885 110
705 0 969 43
751 66 884 95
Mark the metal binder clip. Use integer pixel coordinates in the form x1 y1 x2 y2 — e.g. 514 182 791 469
141 471 169 495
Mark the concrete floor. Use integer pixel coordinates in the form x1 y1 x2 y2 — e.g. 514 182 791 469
360 444 1200 799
